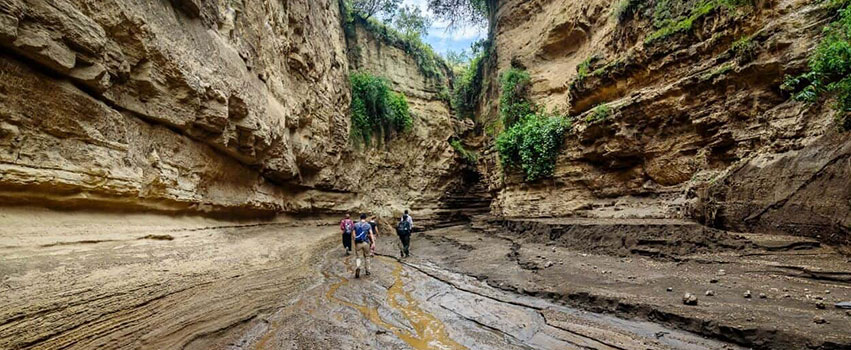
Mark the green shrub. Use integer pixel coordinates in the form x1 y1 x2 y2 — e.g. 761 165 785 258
700 62 734 81
587 104 612 123
450 139 478 164
452 51 488 119
645 0 752 44
730 36 757 62
614 0 642 22
345 11 448 83
499 68 534 128
496 112 571 182
782 5 851 130
349 71 413 145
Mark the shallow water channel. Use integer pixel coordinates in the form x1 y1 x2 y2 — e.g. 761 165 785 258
216 250 745 350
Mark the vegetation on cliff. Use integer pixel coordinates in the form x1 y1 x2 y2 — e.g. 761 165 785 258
494 68 571 182
782 3 851 130
644 0 753 44
349 72 412 146
499 68 534 128
343 2 448 82
450 139 479 165
450 40 491 119
496 112 570 182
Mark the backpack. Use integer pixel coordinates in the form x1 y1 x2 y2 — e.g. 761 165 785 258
354 222 370 243
343 220 353 234
396 216 411 235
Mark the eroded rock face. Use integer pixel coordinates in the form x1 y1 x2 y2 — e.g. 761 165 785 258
482 0 849 243
0 0 458 217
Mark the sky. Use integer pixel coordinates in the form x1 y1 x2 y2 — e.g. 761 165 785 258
401 0 486 56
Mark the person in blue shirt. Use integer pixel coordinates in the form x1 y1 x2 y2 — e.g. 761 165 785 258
351 214 376 278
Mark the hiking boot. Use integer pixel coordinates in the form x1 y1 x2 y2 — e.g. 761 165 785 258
355 267 360 279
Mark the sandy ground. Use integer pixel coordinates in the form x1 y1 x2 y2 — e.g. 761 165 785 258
2 207 847 349
0 207 336 349
411 220 851 350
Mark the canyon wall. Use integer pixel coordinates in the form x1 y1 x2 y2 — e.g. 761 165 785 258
0 0 458 219
345 19 460 221
482 0 850 244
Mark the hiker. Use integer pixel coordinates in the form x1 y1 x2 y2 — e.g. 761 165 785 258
352 214 375 278
340 213 354 255
396 210 413 258
368 216 379 256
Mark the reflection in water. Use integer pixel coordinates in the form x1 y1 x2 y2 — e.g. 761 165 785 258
325 256 467 350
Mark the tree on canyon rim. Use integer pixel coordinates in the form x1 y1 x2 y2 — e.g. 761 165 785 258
349 0 402 20
427 0 489 28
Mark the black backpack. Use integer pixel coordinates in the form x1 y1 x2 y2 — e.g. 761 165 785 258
396 216 411 235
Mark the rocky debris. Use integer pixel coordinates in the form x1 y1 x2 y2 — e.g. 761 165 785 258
813 316 828 324
706 290 715 297
710 278 719 284
683 293 699 305
759 293 767 299
744 290 752 299
667 287 673 292
816 301 826 310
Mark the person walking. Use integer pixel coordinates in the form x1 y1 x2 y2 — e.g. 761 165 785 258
352 214 375 278
340 213 354 255
396 210 413 258
368 216 379 256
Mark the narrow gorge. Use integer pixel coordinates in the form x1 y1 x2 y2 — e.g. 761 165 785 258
0 0 849 349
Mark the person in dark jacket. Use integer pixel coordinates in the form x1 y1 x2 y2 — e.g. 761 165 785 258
396 210 413 258
368 216 379 256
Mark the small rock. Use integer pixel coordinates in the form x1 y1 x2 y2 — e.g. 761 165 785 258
783 294 791 298
804 288 810 292
683 293 699 306
816 301 826 309
815 295 824 300
717 269 726 276
545 261 554 268
551 247 556 252
667 287 673 292
813 316 827 324
759 293 767 299
825 290 831 294
705 290 715 296
709 279 719 284
744 290 752 299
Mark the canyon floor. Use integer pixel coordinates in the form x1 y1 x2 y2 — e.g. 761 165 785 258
1 208 850 350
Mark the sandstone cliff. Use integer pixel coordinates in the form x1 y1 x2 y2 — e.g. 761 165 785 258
479 0 850 244
0 0 458 218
